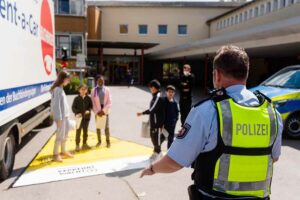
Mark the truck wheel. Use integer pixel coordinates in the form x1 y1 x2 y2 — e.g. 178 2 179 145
285 113 300 139
0 132 16 180
41 115 54 127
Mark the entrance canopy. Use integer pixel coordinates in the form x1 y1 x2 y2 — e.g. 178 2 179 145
87 40 158 50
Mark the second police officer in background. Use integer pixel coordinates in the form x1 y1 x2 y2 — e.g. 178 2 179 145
179 64 194 126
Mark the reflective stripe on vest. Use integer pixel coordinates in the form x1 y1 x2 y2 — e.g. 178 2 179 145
214 99 277 198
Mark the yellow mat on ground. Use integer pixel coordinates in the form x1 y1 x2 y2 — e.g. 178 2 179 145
13 130 153 187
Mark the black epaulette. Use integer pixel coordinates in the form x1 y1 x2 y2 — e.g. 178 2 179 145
209 88 230 102
193 88 230 108
253 90 272 103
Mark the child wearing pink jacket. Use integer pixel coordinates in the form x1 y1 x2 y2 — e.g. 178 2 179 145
91 75 112 148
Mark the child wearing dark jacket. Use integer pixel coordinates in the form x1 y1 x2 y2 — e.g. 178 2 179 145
137 80 165 162
72 84 93 151
163 85 179 149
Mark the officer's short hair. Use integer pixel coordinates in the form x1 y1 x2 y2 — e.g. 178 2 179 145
166 85 176 92
148 79 161 90
213 45 249 80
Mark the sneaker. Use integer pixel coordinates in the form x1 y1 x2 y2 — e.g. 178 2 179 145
62 151 74 158
75 145 81 152
96 142 101 148
52 154 63 162
82 144 91 150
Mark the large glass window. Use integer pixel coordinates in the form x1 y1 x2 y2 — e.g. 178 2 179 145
260 4 265 16
56 34 84 58
178 25 187 35
235 15 238 24
163 63 180 81
254 7 259 17
279 0 286 8
158 25 168 35
266 2 272 13
249 9 253 19
239 13 243 23
244 11 248 21
138 25 148 35
273 0 278 11
55 0 84 15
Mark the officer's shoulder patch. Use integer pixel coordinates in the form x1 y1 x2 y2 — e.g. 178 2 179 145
177 123 191 139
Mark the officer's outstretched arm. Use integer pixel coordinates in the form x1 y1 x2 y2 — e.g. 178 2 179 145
140 155 183 178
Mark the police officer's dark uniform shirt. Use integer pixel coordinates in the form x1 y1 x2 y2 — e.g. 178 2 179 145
179 74 194 100
167 85 283 198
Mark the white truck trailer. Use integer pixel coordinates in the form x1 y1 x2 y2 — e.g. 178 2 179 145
0 0 56 180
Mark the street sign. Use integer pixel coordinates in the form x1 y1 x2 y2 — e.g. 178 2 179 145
76 54 86 68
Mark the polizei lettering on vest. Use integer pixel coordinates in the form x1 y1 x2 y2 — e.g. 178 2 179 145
236 123 268 136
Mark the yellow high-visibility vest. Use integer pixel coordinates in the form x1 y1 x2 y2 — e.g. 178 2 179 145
213 98 278 198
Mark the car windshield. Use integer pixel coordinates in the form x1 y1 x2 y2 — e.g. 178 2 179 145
263 69 300 89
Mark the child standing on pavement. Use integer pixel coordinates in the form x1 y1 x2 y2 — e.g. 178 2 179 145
50 71 74 162
72 84 93 151
137 80 165 161
163 85 179 149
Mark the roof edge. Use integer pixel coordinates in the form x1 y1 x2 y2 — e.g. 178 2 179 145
206 0 257 24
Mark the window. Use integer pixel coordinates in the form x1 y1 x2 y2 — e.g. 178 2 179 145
244 11 248 21
56 34 84 58
178 25 188 35
273 0 278 11
266 2 272 13
55 0 84 16
158 25 168 35
287 0 295 5
71 36 83 56
254 7 259 17
260 4 265 16
235 15 238 24
138 25 148 35
239 13 243 23
230 16 234 25
227 18 230 26
56 35 70 57
249 9 253 19
120 24 128 34
217 22 220 30
279 0 286 8
163 63 180 81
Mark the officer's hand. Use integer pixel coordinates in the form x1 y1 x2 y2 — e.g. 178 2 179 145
140 167 155 178
137 112 143 117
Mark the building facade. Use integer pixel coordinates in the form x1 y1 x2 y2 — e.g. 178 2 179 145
54 0 87 69
86 1 239 84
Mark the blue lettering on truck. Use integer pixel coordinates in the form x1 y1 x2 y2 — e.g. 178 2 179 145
0 82 54 111
0 0 39 36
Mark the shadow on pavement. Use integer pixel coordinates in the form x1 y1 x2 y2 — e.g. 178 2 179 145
105 168 141 178
282 138 300 150
16 130 40 152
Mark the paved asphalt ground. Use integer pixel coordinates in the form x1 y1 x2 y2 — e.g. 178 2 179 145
0 86 299 200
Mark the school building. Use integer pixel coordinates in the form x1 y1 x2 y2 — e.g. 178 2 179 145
54 0 300 88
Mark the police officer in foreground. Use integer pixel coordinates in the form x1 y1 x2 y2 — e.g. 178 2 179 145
179 64 194 126
140 45 283 200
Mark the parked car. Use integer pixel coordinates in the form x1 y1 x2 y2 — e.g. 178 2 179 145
251 65 300 138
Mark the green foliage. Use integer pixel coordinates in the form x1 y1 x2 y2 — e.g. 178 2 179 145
64 76 88 94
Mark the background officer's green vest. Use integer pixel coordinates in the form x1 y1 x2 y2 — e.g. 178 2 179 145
192 96 278 199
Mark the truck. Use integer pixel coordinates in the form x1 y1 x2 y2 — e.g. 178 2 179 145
0 0 56 180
